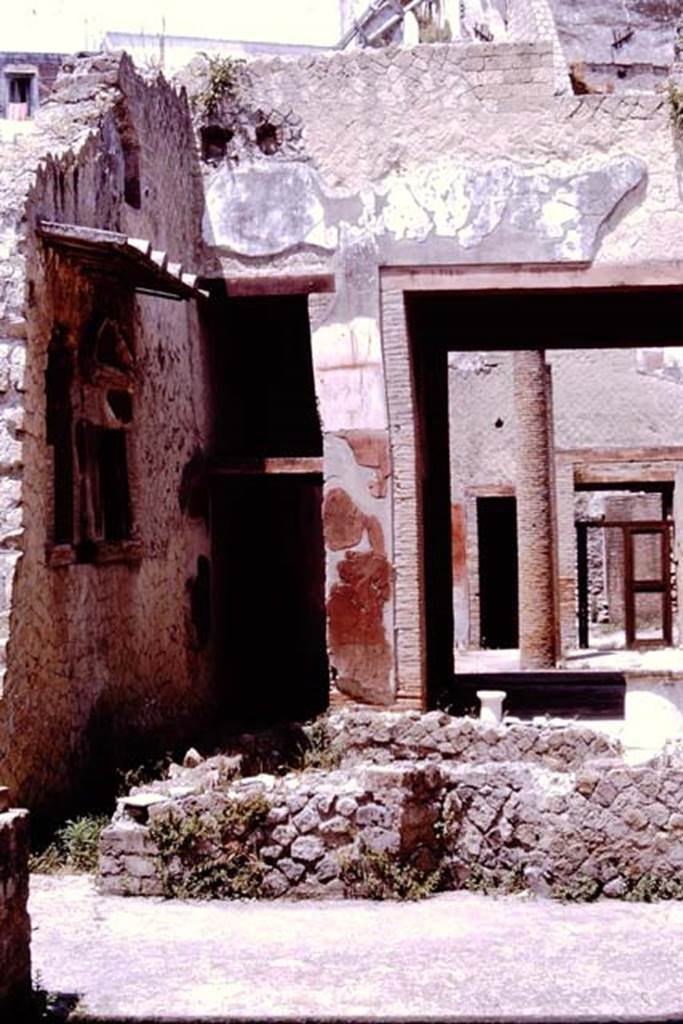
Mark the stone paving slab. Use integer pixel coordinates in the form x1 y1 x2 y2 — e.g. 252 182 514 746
29 875 683 1022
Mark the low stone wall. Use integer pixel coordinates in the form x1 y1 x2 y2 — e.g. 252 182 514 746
99 712 683 901
326 710 622 770
0 792 31 1011
441 761 683 897
100 762 443 898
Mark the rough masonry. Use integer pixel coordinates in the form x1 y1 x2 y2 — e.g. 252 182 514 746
100 710 683 901
0 791 30 1012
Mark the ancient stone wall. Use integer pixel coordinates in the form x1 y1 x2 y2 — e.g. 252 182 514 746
99 711 683 901
192 27 683 705
0 797 30 1012
326 709 620 768
0 54 212 813
441 758 683 896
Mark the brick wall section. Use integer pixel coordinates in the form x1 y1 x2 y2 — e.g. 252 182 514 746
0 802 30 1012
508 0 570 95
380 288 424 707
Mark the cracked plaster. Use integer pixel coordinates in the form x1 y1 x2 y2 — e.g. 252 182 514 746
204 154 646 265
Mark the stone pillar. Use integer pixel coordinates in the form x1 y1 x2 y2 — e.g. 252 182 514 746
513 349 557 669
0 789 31 1014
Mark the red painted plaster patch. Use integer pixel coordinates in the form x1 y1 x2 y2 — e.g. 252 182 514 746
323 487 365 551
451 503 467 583
340 431 391 499
328 550 392 704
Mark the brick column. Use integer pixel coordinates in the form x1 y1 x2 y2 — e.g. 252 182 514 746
513 349 557 668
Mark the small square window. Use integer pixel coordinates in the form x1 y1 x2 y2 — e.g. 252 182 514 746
5 74 35 120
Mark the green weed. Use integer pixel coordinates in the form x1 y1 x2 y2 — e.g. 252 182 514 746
341 847 441 901
297 718 342 772
551 876 601 903
194 54 245 120
624 874 683 902
30 815 109 875
149 793 270 900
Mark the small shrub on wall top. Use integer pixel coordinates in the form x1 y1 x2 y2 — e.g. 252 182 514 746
194 54 245 121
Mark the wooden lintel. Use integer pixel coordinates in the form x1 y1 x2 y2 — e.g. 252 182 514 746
224 274 335 297
381 261 683 294
578 519 673 529
574 463 677 486
465 484 516 497
211 457 324 476
560 446 683 465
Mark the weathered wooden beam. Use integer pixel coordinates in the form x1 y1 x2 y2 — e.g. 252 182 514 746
224 274 335 297
211 457 324 476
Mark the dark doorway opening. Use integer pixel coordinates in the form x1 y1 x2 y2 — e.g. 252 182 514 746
205 288 328 726
208 292 322 461
212 475 327 724
477 496 519 648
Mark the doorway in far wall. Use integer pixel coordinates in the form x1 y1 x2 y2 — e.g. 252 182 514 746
477 495 519 649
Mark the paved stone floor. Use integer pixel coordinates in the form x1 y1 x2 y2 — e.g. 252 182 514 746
454 645 683 674
29 874 683 1023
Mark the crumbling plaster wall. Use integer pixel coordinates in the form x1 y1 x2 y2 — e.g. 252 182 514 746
196 30 683 705
0 54 212 813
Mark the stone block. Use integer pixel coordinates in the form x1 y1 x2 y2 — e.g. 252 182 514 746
290 835 325 864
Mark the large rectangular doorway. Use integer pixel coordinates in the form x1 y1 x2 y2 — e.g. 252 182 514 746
205 290 329 725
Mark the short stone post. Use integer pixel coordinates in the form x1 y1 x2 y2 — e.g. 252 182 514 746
513 349 558 669
477 690 506 725
0 787 31 1014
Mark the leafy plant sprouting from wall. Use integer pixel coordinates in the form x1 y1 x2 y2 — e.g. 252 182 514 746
340 846 441 901
194 53 245 122
149 794 270 899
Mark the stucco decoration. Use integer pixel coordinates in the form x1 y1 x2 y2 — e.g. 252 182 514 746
378 154 646 263
202 162 360 257
204 154 646 264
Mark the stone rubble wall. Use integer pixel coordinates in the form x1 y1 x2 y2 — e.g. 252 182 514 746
441 759 683 895
326 710 621 770
0 804 30 1012
97 712 683 901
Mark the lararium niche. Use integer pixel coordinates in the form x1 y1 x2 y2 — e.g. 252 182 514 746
46 296 139 566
